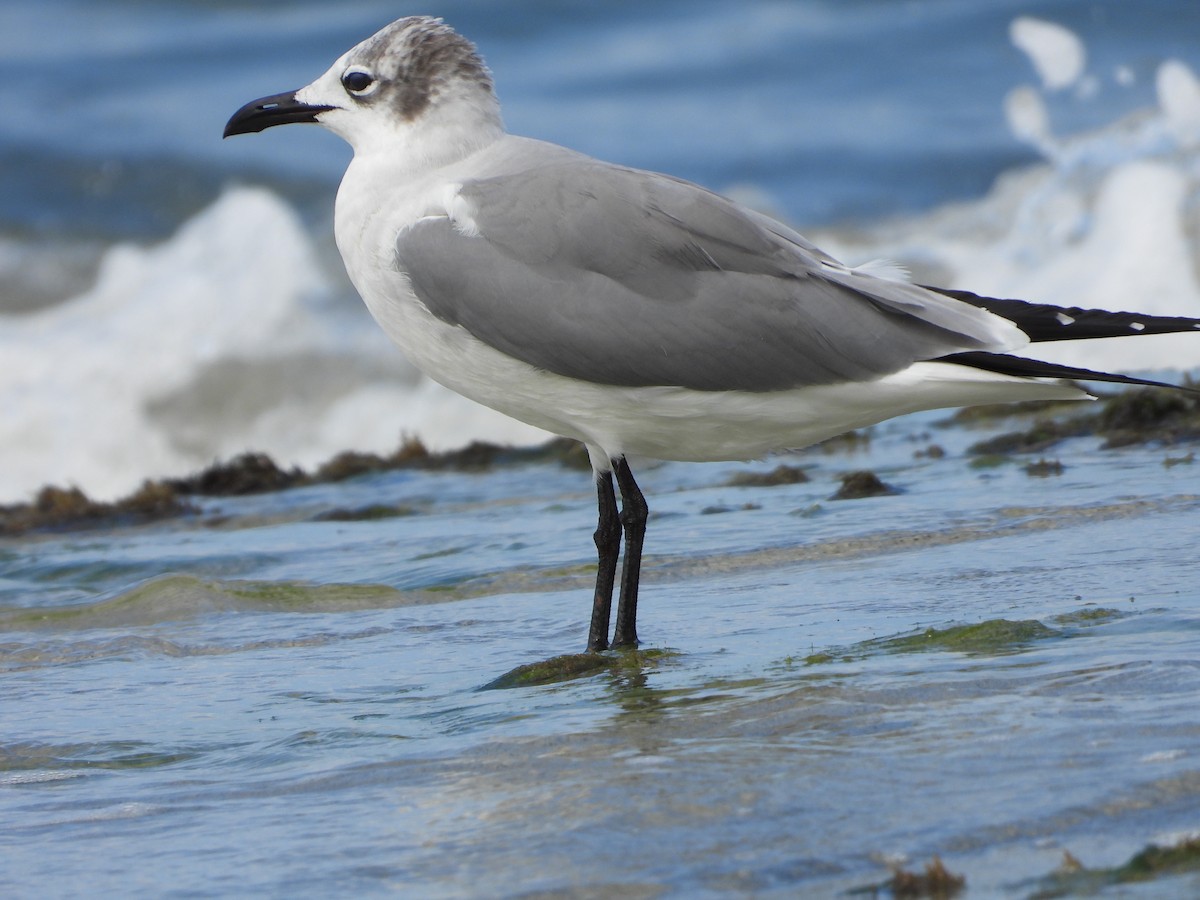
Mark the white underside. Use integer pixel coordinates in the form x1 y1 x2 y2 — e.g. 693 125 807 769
381 286 1085 470
415 328 1087 470
334 144 1088 474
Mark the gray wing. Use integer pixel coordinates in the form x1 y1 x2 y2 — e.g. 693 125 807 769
396 150 1025 392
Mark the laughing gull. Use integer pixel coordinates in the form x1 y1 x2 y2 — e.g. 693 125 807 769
226 16 1200 652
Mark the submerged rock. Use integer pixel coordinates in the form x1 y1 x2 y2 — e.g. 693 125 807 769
724 464 811 487
1024 457 1065 476
830 470 897 500
481 648 681 689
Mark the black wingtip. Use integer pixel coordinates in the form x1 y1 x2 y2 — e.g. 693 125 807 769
942 351 1200 395
925 286 1200 343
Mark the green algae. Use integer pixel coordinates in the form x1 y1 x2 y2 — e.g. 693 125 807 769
481 648 682 690
0 740 201 772
221 579 408 610
775 651 857 668
313 504 418 521
0 574 415 631
877 619 1060 654
785 617 1064 669
1121 839 1200 881
1050 607 1123 626
411 546 467 561
1030 836 1200 898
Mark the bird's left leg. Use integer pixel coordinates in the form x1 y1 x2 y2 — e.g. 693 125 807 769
587 469 620 652
612 457 647 648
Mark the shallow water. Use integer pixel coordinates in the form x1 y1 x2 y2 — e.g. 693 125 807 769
4 409 1200 897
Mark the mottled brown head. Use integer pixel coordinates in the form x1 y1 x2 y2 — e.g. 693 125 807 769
341 16 494 122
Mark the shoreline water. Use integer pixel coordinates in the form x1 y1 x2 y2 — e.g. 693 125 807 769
4 372 1200 896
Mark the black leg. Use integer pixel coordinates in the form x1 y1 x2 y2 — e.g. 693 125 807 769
587 470 620 652
612 457 647 648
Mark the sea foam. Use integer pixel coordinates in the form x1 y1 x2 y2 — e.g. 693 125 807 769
0 188 544 502
1010 16 1087 92
823 36 1200 375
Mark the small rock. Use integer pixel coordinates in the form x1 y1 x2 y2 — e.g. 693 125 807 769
831 470 896 500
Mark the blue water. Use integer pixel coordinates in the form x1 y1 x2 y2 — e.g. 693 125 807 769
1 0 1195 244
4 3 1200 895
5 410 1200 896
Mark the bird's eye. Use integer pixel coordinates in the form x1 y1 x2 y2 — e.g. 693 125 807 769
341 69 376 95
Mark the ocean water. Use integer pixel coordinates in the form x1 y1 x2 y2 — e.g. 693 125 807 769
5 2 1200 896
5 413 1200 897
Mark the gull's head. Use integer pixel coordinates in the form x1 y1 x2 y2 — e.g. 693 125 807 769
224 16 503 160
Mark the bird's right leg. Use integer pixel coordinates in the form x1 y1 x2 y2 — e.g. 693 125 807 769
587 469 620 652
611 457 646 649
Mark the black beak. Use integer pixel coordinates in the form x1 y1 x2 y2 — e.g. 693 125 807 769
223 91 335 138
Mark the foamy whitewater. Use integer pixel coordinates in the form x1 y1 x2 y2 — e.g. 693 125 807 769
2 6 1199 502
0 191 543 501
825 27 1200 374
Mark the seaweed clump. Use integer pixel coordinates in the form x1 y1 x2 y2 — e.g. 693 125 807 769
968 385 1200 457
967 419 1087 455
1095 386 1200 447
0 482 195 536
889 856 966 898
1030 835 1200 898
162 452 307 496
724 464 811 488
2 435 592 536
316 435 591 479
831 470 897 500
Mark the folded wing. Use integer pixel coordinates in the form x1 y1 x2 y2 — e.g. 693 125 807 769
396 147 1029 392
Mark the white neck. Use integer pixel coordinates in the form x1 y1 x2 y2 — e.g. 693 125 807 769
332 102 503 300
324 87 505 175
